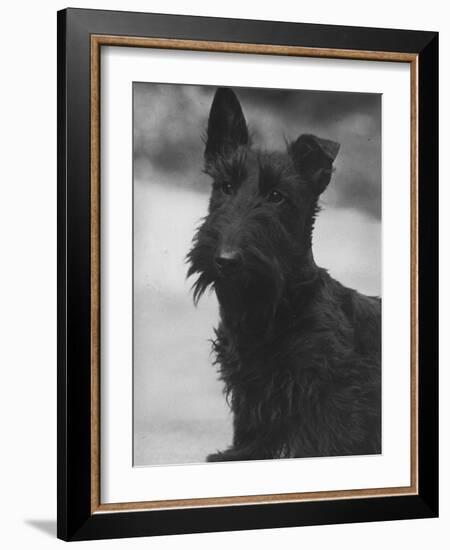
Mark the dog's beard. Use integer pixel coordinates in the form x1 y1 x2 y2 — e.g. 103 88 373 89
186 261 216 306
186 225 218 305
218 256 286 331
188 240 287 333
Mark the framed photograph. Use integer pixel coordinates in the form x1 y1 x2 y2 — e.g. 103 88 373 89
57 8 438 541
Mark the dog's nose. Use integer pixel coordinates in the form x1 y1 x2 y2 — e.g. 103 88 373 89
215 249 242 274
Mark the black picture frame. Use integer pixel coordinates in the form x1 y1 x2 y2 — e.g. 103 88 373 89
57 7 438 541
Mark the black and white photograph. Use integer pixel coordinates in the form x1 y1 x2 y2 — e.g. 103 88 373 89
133 83 382 466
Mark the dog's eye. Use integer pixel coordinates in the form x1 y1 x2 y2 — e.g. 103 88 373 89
267 190 284 203
221 183 233 195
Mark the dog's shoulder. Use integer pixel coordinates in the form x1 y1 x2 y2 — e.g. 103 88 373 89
329 276 381 356
291 270 381 359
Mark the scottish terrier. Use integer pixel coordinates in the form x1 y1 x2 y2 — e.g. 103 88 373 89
187 87 381 462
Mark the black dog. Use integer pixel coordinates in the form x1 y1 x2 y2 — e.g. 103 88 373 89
187 87 381 462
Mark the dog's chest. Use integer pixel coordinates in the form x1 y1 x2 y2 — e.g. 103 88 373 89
215 329 326 409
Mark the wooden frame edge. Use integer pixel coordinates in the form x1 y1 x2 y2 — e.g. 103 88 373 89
89 34 419 514
91 34 417 62
91 34 101 513
93 488 419 515
410 54 419 496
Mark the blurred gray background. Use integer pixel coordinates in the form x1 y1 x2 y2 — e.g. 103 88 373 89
133 83 381 466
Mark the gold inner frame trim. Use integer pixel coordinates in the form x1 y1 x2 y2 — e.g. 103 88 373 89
90 34 419 514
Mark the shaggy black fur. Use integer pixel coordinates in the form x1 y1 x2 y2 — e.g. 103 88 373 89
187 87 381 461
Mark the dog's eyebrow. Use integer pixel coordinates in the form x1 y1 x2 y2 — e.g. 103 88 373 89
258 153 294 192
204 148 248 184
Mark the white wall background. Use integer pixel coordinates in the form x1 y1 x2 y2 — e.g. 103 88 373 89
0 0 446 548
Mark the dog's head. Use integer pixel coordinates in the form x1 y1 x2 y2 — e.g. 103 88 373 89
187 87 339 309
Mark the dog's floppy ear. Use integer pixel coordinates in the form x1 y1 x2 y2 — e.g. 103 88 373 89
290 134 340 194
205 88 249 161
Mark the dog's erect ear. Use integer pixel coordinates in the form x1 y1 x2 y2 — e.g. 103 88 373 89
205 88 249 161
290 134 340 194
